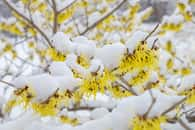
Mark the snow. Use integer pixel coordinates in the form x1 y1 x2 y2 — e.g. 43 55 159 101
13 74 81 101
125 31 148 53
178 74 195 91
1 0 195 130
91 107 109 119
51 32 72 54
49 62 73 76
95 43 125 70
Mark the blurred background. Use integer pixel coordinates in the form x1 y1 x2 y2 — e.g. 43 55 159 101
0 0 178 21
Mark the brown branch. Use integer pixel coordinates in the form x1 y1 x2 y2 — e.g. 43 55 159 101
116 77 138 96
58 0 77 13
143 90 156 118
178 119 192 130
82 0 89 28
80 0 127 35
3 0 53 48
144 23 159 41
0 80 15 88
162 97 187 116
72 16 81 35
51 0 58 34
67 106 112 112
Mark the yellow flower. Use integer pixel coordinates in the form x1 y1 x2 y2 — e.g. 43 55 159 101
109 86 132 98
131 116 166 130
37 2 47 12
140 8 153 22
3 44 13 52
77 55 90 68
32 98 58 116
118 42 158 75
189 0 195 4
183 11 192 22
11 50 18 59
161 23 183 32
32 90 73 116
4 86 35 112
129 70 150 86
177 3 186 13
28 42 35 48
166 58 174 70
47 48 66 61
80 69 116 97
181 89 195 104
60 116 79 126
128 4 141 19
58 9 74 24
165 41 173 53
180 67 191 76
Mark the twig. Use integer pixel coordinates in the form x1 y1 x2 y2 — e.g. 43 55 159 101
72 16 81 35
162 97 187 116
143 90 156 118
144 23 159 41
116 77 138 96
80 0 127 35
58 0 77 13
178 119 192 130
3 0 53 48
51 0 58 34
67 106 112 112
82 0 89 28
0 80 15 88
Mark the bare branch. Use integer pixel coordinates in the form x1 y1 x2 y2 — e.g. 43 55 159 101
178 119 192 130
72 17 81 35
58 0 77 13
116 77 138 96
3 0 53 48
80 0 127 35
82 0 89 28
144 23 159 41
51 0 58 34
143 90 156 118
162 97 187 116
0 80 16 88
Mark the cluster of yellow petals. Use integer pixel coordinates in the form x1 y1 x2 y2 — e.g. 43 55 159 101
109 86 132 98
79 69 116 97
129 70 150 86
32 90 73 116
60 116 79 126
177 2 193 22
4 86 35 113
181 88 195 104
0 22 23 36
131 116 166 130
118 42 158 75
46 48 66 61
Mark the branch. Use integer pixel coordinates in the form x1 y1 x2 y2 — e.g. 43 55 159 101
162 97 187 116
0 80 16 88
144 23 159 41
82 0 89 28
67 106 113 112
116 77 138 96
80 0 127 35
3 0 53 48
51 0 58 34
143 90 156 118
178 119 192 130
58 0 77 13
